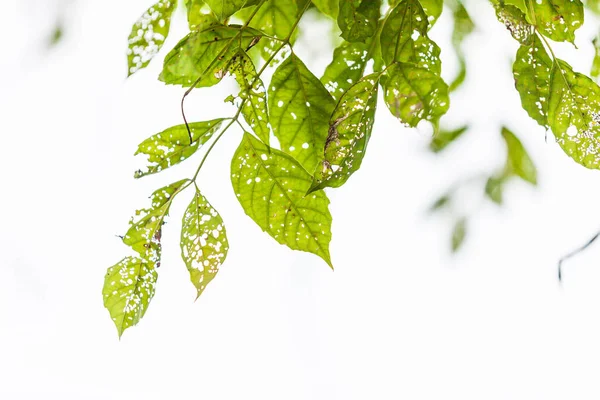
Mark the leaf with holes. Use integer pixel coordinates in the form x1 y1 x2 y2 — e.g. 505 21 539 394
268 54 336 172
311 72 379 191
513 35 552 127
181 190 228 299
231 132 333 267
494 1 534 45
103 256 158 337
380 0 442 74
242 0 297 60
382 62 449 126
127 0 177 77
123 179 190 261
321 40 372 101
160 25 262 87
229 50 270 144
338 0 381 43
134 119 225 178
530 0 583 43
418 0 443 26
548 60 600 169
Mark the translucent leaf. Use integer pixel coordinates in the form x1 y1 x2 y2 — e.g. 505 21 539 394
321 40 371 101
231 133 333 267
268 54 336 172
494 1 534 45
382 62 450 126
548 60 600 169
181 190 228 299
311 73 379 191
228 50 270 144
338 0 381 43
530 0 583 43
204 0 259 21
242 0 298 60
123 179 190 261
312 0 339 18
451 218 467 252
513 35 552 127
380 0 442 73
134 119 225 178
185 1 219 30
418 0 443 26
127 0 177 77
160 25 262 87
501 127 538 185
429 126 468 153
103 257 158 338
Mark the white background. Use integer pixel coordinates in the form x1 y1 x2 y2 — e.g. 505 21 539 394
4 0 600 398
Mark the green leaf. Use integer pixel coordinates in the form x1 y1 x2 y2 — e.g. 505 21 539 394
338 0 381 43
451 217 467 253
313 0 339 18
160 25 262 87
501 127 538 185
311 72 379 191
103 256 158 338
548 59 600 169
181 190 228 299
513 35 552 127
229 50 270 144
127 0 177 77
429 194 450 212
592 36 600 79
268 54 336 172
382 62 450 126
429 125 468 153
134 119 225 178
494 1 534 45
243 0 298 60
419 0 443 26
204 0 259 21
321 41 370 101
448 0 475 91
231 132 333 267
530 0 583 43
123 179 190 260
380 0 441 73
485 176 505 205
185 1 219 30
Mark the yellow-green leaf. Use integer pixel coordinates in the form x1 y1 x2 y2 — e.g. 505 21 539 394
268 54 336 172
311 72 379 191
103 257 158 337
181 190 228 299
127 0 177 77
134 119 225 178
231 132 333 267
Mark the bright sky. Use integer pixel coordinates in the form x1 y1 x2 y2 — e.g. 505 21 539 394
4 0 600 399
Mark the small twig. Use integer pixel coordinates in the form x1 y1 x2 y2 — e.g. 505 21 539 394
558 231 600 283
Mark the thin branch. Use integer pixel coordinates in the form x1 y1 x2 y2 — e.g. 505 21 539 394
558 231 600 283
